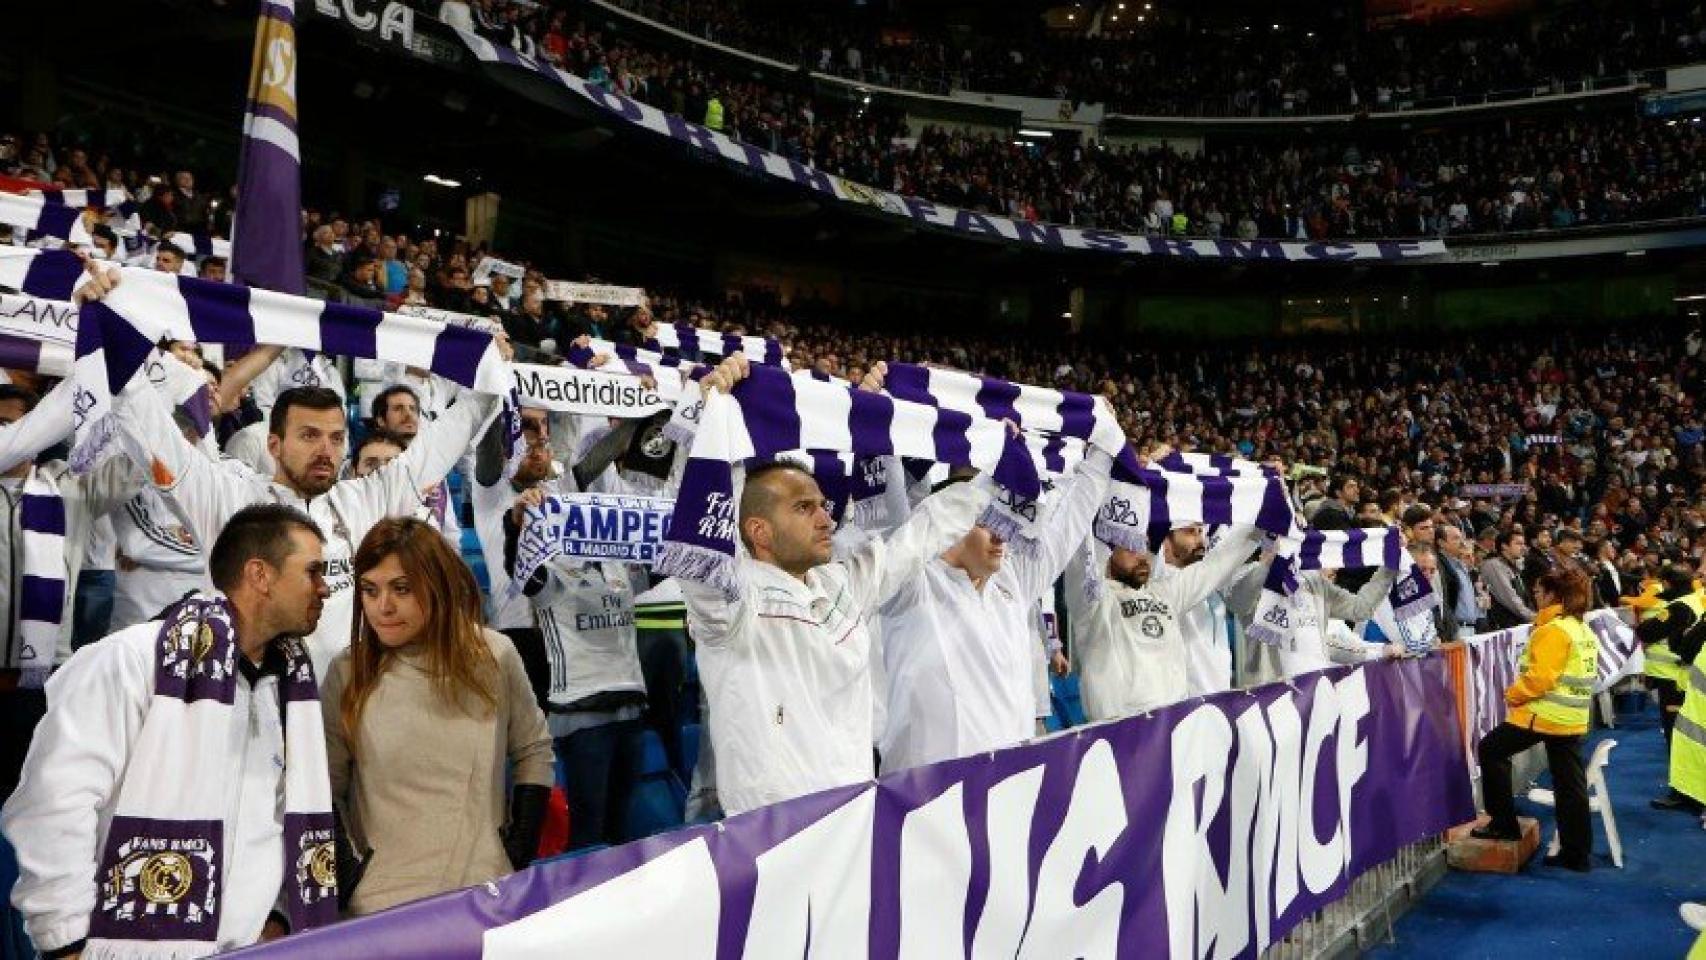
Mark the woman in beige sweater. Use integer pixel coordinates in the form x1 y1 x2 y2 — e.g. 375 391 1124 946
323 517 554 916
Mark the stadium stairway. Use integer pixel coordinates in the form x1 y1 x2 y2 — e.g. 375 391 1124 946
1369 705 1702 959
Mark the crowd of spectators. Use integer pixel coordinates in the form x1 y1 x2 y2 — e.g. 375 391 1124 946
5 122 1706 954
295 207 1706 604
596 0 1706 116
10 126 1706 592
422 2 1706 239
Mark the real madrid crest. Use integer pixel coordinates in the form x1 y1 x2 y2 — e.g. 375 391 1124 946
309 841 337 888
138 852 194 905
191 623 216 665
640 424 671 459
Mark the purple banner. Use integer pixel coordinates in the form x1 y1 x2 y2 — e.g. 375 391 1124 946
237 656 1471 959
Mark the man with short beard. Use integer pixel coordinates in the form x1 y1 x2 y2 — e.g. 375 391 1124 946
1068 523 1264 722
1150 522 1237 696
4 505 333 956
113 377 497 679
682 357 993 815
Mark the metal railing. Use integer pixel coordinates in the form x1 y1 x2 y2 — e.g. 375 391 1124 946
1263 836 1448 959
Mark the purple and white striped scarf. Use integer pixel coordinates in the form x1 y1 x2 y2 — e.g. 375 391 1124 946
660 364 1041 596
12 467 66 687
646 322 784 367
0 191 91 247
1247 527 1436 648
166 232 233 260
24 187 133 212
6 250 509 471
85 595 337 956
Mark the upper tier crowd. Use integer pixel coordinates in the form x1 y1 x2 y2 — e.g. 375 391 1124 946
421 0 1706 238
527 0 1703 113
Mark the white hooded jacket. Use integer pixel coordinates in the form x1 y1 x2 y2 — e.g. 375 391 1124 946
1068 527 1262 722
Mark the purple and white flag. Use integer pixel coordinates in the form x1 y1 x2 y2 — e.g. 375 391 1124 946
232 0 304 294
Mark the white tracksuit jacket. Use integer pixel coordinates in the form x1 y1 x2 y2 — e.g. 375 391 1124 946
682 480 990 815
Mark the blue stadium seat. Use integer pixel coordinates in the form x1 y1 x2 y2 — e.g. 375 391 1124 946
460 521 489 593
638 729 669 777
1050 673 1086 729
536 843 608 866
626 772 686 839
624 728 686 838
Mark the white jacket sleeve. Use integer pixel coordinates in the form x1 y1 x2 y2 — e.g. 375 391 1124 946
0 629 153 953
842 478 991 614
1324 567 1397 624
1324 619 1388 664
0 378 75 473
113 382 269 552
681 561 755 650
1061 540 1107 656
1009 449 1114 601
1155 528 1264 613
348 385 497 521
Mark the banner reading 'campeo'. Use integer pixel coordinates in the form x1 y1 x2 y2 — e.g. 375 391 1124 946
237 656 1472 959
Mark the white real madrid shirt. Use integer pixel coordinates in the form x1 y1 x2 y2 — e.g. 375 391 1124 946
1068 528 1261 722
682 480 990 815
2 623 288 954
111 487 210 631
1231 567 1396 685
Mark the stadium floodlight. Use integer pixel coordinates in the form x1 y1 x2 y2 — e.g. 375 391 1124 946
423 174 462 188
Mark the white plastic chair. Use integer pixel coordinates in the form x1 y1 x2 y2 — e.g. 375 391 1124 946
1526 738 1621 868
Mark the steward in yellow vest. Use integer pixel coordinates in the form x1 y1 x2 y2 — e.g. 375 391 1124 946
1473 567 1598 872
1639 566 1706 813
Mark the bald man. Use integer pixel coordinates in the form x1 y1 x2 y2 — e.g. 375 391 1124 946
681 357 993 814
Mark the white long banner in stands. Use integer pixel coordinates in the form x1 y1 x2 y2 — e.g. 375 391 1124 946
543 281 645 305
455 32 1449 263
396 302 503 333
512 362 674 417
